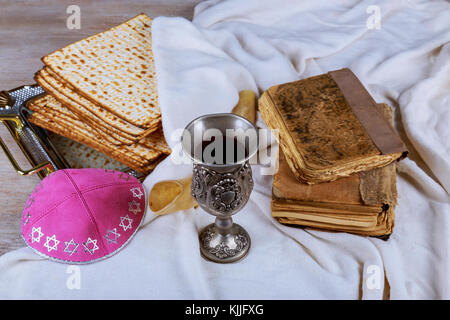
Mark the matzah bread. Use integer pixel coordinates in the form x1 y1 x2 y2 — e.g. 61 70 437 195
140 128 171 155
50 134 129 170
34 86 169 153
42 67 160 137
30 82 128 146
28 110 147 165
29 110 141 167
29 90 170 155
42 13 160 129
35 74 140 146
27 95 164 166
29 111 165 174
37 68 148 139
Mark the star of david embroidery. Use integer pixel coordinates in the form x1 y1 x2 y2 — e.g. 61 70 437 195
44 234 60 252
23 212 31 225
130 187 143 200
83 238 99 255
128 200 141 215
30 226 43 243
105 228 121 244
119 215 133 231
64 239 79 256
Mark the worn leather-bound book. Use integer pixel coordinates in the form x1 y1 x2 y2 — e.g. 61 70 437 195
271 104 398 237
259 68 407 184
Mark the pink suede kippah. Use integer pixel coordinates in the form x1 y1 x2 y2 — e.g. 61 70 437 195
21 169 146 264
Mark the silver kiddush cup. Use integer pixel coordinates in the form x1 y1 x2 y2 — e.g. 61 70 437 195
182 113 259 263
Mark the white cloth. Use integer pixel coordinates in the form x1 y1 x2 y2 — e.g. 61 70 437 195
0 0 449 299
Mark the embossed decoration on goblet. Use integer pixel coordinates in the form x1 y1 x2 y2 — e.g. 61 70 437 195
192 162 253 263
182 113 258 263
200 225 249 260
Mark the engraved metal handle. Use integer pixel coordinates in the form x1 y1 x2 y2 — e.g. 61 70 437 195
0 116 53 176
0 89 54 176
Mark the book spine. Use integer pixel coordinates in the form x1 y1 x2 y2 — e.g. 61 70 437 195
328 68 407 157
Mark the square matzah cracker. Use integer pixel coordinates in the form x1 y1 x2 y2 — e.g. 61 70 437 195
27 95 163 165
35 74 132 146
42 13 160 129
29 111 165 174
37 68 147 139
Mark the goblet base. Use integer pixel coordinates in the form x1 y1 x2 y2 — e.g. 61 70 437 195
199 222 251 263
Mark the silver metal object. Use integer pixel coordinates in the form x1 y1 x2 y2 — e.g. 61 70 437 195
0 85 58 178
0 84 146 181
182 113 258 263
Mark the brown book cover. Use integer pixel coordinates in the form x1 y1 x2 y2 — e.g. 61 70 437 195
272 152 396 236
271 103 398 237
259 68 407 184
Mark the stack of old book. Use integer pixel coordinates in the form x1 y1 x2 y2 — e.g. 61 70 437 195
27 14 170 174
259 68 407 237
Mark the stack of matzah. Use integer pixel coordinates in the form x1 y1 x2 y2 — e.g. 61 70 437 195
28 14 170 174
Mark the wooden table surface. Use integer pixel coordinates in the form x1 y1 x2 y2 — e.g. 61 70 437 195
0 0 201 256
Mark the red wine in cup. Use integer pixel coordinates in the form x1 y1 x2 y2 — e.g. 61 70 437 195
197 136 248 165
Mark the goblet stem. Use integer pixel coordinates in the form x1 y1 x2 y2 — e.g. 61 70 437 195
215 217 233 233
